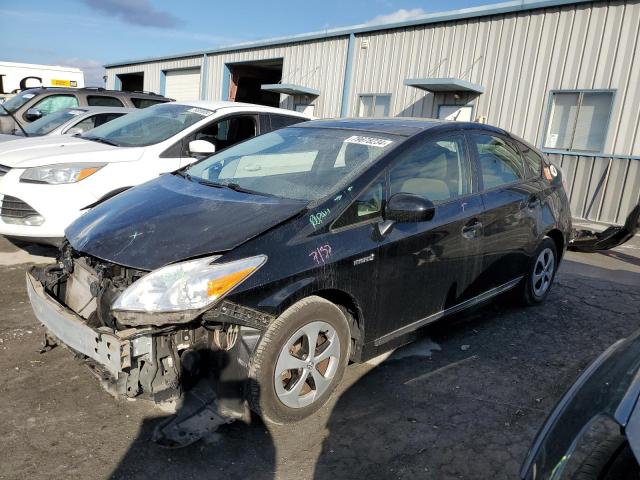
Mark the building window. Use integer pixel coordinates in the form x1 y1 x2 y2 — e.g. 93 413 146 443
544 91 614 152
358 94 391 117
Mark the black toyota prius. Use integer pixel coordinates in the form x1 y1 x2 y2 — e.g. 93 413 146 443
28 118 571 424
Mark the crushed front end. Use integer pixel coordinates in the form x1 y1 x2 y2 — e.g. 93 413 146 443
27 243 271 410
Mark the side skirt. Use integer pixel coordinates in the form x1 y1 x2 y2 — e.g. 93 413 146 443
373 276 523 347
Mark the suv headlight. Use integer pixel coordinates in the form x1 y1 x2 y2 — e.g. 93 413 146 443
112 255 267 315
21 163 105 184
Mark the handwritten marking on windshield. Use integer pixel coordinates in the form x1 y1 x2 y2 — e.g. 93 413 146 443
310 209 331 229
309 244 332 265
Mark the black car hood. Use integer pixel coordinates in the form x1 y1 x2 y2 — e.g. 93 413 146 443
65 174 307 271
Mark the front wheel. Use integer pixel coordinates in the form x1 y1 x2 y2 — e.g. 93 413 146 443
248 296 350 424
517 237 558 305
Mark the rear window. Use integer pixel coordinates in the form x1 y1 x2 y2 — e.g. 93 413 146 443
518 142 544 179
131 98 166 108
87 96 124 107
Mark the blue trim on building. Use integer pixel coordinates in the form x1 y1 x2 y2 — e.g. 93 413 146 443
340 33 356 118
159 70 166 96
542 150 640 161
200 54 209 100
104 0 592 68
221 64 231 100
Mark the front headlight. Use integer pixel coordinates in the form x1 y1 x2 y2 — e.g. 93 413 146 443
112 254 267 315
20 163 105 184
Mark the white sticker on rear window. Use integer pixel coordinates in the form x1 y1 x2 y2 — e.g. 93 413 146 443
344 135 393 148
187 107 213 117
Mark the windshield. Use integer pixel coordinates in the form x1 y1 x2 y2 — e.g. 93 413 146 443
80 103 213 147
184 127 402 201
22 108 87 136
0 89 38 114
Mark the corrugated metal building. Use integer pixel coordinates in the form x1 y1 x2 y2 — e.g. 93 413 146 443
105 0 640 225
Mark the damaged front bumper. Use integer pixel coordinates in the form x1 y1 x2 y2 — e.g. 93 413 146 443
27 270 140 376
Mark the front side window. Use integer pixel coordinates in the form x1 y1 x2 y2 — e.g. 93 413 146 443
184 127 400 201
31 94 79 117
358 94 391 117
22 108 86 136
173 115 257 157
270 114 306 130
87 96 124 107
544 91 614 152
81 103 212 147
472 134 525 190
389 136 472 203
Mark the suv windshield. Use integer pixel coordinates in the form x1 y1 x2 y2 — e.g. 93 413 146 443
22 108 87 136
184 127 401 201
81 103 213 147
0 89 38 114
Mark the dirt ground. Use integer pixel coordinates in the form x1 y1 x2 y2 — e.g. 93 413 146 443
0 236 639 480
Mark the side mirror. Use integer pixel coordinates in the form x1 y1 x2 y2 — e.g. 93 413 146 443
384 193 435 223
189 139 216 156
24 108 43 122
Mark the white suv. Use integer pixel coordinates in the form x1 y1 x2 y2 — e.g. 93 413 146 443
0 101 309 244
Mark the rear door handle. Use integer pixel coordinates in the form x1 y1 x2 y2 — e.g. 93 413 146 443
462 219 482 239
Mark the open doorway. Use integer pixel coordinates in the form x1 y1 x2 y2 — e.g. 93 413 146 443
116 72 144 92
227 59 283 107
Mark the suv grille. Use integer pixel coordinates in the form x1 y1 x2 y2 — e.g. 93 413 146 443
0 195 39 218
0 165 11 177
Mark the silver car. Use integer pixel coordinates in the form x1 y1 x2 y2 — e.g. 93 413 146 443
0 106 134 143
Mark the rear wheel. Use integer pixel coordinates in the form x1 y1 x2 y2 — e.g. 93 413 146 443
248 296 350 424
517 236 558 305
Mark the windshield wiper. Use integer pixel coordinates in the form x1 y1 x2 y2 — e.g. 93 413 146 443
191 177 263 196
82 135 119 147
0 104 29 137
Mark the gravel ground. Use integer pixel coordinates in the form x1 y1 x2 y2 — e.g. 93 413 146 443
0 237 638 480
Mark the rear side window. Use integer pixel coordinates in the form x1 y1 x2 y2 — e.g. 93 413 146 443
471 134 525 190
87 96 124 107
131 98 166 108
518 143 544 179
269 114 306 131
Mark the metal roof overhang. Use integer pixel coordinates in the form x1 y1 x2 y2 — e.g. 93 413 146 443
404 78 485 94
261 84 320 96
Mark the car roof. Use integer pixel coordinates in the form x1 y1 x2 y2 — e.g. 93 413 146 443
175 100 310 118
297 117 513 138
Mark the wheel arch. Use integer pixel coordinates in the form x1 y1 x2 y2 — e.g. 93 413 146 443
545 228 566 262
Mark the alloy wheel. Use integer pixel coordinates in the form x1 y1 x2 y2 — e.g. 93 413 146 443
532 247 555 297
274 321 341 409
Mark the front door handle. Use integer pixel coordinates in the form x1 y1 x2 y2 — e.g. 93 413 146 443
462 219 482 239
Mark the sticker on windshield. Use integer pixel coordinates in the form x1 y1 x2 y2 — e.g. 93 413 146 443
68 110 83 115
344 135 393 148
187 107 213 117
22 93 35 99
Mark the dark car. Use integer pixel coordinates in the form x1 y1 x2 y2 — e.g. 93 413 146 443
27 118 572 424
0 87 171 134
521 330 640 480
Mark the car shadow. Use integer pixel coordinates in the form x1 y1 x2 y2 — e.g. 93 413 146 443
109 350 277 480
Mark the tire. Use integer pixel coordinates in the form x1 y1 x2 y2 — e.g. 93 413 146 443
573 435 640 480
248 296 350 424
517 236 558 306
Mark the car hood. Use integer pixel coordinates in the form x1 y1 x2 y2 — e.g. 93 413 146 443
0 135 143 168
65 173 307 271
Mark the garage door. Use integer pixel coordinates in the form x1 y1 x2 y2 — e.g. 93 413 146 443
165 68 201 101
